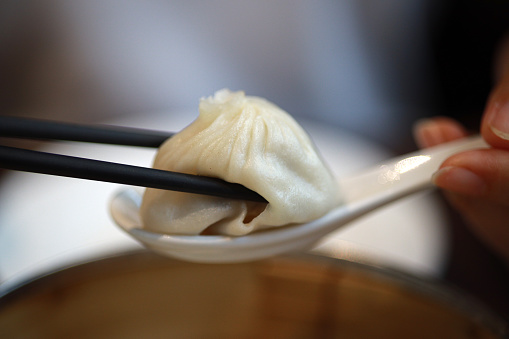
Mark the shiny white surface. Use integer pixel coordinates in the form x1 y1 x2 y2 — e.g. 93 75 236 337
0 114 452 293
111 136 486 266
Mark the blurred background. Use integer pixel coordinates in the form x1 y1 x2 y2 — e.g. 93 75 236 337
1 0 508 316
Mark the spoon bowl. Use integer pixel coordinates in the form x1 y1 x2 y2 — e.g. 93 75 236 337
110 136 487 263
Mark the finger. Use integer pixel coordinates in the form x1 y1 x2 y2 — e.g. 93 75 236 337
413 116 469 148
433 148 509 263
481 72 509 149
432 148 509 205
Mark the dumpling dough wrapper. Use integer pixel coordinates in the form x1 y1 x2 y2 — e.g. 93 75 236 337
140 89 341 236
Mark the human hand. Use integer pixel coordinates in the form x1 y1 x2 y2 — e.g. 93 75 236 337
413 43 509 264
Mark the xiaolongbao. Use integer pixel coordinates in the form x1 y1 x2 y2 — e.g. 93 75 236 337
140 89 341 236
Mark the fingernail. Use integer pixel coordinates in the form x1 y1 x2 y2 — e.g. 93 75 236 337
432 166 486 196
489 102 509 140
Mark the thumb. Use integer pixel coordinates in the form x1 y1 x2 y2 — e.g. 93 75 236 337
481 59 509 149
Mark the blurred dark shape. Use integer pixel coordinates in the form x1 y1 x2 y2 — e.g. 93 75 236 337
431 0 509 130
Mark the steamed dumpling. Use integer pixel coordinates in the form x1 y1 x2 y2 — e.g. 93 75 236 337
140 89 341 236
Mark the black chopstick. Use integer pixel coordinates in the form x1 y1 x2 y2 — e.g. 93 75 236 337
0 116 173 147
0 145 267 202
0 116 267 202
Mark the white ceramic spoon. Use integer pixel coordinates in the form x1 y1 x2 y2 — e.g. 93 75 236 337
110 135 487 263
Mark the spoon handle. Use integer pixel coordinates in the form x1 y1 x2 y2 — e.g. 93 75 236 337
339 135 488 205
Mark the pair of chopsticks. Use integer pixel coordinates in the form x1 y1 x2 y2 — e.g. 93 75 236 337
0 116 266 202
